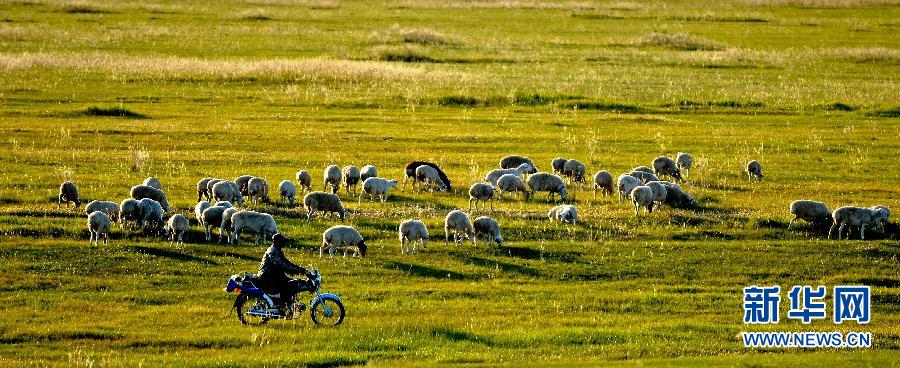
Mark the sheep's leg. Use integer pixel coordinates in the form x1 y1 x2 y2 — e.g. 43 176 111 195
860 224 866 240
307 209 314 222
634 203 639 216
343 248 348 258
402 176 408 192
89 231 94 246
205 225 210 241
319 243 326 258
422 238 428 251
401 238 406 255
104 232 109 246
838 224 846 239
445 227 450 246
828 223 839 239
789 217 798 229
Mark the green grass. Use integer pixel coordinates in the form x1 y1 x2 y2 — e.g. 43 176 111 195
0 0 898 366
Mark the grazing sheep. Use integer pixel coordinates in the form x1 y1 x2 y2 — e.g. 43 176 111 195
632 166 655 175
551 157 568 175
58 181 81 209
658 181 696 209
201 206 229 242
165 214 190 246
484 163 533 186
415 165 448 193
360 165 378 182
403 161 452 192
548 204 578 224
592 171 614 198
359 177 398 204
747 160 763 182
342 165 362 196
197 178 214 202
87 211 110 246
219 207 240 243
562 159 587 183
235 175 254 196
214 201 233 208
652 156 682 181
303 192 345 222
468 183 495 212
323 165 342 194
247 177 270 204
142 176 162 191
646 181 668 209
321 225 367 258
398 219 429 254
473 216 503 247
496 173 529 201
206 179 225 202
138 198 164 235
789 200 833 229
630 186 654 215
295 170 312 194
444 210 475 246
526 173 567 202
629 171 660 184
194 201 212 223
212 180 244 206
676 152 693 177
85 200 120 222
500 155 538 174
871 206 890 231
230 210 277 245
131 185 171 212
829 206 883 240
279 180 297 206
617 174 641 202
119 198 142 229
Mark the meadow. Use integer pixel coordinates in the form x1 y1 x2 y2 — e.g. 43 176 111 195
0 0 899 366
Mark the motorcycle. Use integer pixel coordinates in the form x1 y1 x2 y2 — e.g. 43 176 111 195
224 270 345 326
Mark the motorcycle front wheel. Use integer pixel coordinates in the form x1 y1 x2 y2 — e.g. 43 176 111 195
310 295 345 326
235 294 270 326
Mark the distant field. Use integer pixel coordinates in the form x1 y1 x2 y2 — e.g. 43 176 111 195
0 0 898 367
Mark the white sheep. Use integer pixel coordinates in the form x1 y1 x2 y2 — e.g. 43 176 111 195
500 155 538 174
676 152 693 177
360 165 378 182
324 165 342 194
131 185 171 212
829 206 880 240
295 170 313 194
247 177 270 204
445 210 475 246
342 165 362 196
562 159 587 183
659 181 696 209
548 204 578 224
629 171 660 184
526 172 567 202
197 178 214 202
219 207 240 243
321 225 367 258
201 206 229 242
473 216 503 247
592 170 614 198
58 181 81 209
194 201 212 225
87 211 110 246
652 156 682 181
646 181 668 209
85 200 120 222
403 161 452 192
415 165 447 192
496 173 529 201
165 214 189 246
235 175 254 196
143 176 162 191
551 157 568 175
630 186 654 215
871 206 890 231
206 179 225 202
399 219 429 254
138 198 164 235
230 210 277 245
747 160 763 182
279 180 297 206
119 198 142 230
483 163 533 186
359 177 398 204
304 191 345 221
214 201 233 208
632 166 654 174
468 183 495 212
617 174 640 202
789 200 833 229
212 180 244 206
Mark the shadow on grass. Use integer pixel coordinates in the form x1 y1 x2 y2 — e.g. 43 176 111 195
431 327 493 345
126 246 218 265
494 245 583 263
454 255 540 277
381 261 469 280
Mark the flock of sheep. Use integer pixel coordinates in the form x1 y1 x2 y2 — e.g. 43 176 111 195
58 153 891 256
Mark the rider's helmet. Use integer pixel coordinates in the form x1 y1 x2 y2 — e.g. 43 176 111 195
272 233 293 248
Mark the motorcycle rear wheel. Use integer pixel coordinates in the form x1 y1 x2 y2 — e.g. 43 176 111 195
235 294 270 326
310 296 345 326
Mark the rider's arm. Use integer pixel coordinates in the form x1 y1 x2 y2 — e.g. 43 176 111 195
273 251 306 275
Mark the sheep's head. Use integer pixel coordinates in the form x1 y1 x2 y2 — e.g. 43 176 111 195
671 169 682 181
388 180 398 189
357 240 367 257
495 235 504 247
559 187 568 201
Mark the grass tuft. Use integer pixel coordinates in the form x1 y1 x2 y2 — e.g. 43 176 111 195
81 106 145 118
832 47 900 64
237 9 274 20
61 1 111 14
635 32 725 51
822 102 856 111
562 101 641 112
372 45 440 63
867 106 900 117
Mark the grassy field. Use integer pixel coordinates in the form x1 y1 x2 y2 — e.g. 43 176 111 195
1 0 899 366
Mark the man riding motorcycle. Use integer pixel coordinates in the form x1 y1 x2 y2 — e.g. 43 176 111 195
256 233 313 312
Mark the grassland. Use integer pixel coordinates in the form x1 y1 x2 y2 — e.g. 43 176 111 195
0 0 898 366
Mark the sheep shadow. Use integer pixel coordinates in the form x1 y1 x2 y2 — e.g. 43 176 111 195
453 255 540 277
192 248 258 262
380 261 469 280
125 245 219 265
494 245 583 263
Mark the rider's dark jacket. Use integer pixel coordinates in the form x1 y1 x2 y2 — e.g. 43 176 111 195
257 245 306 291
